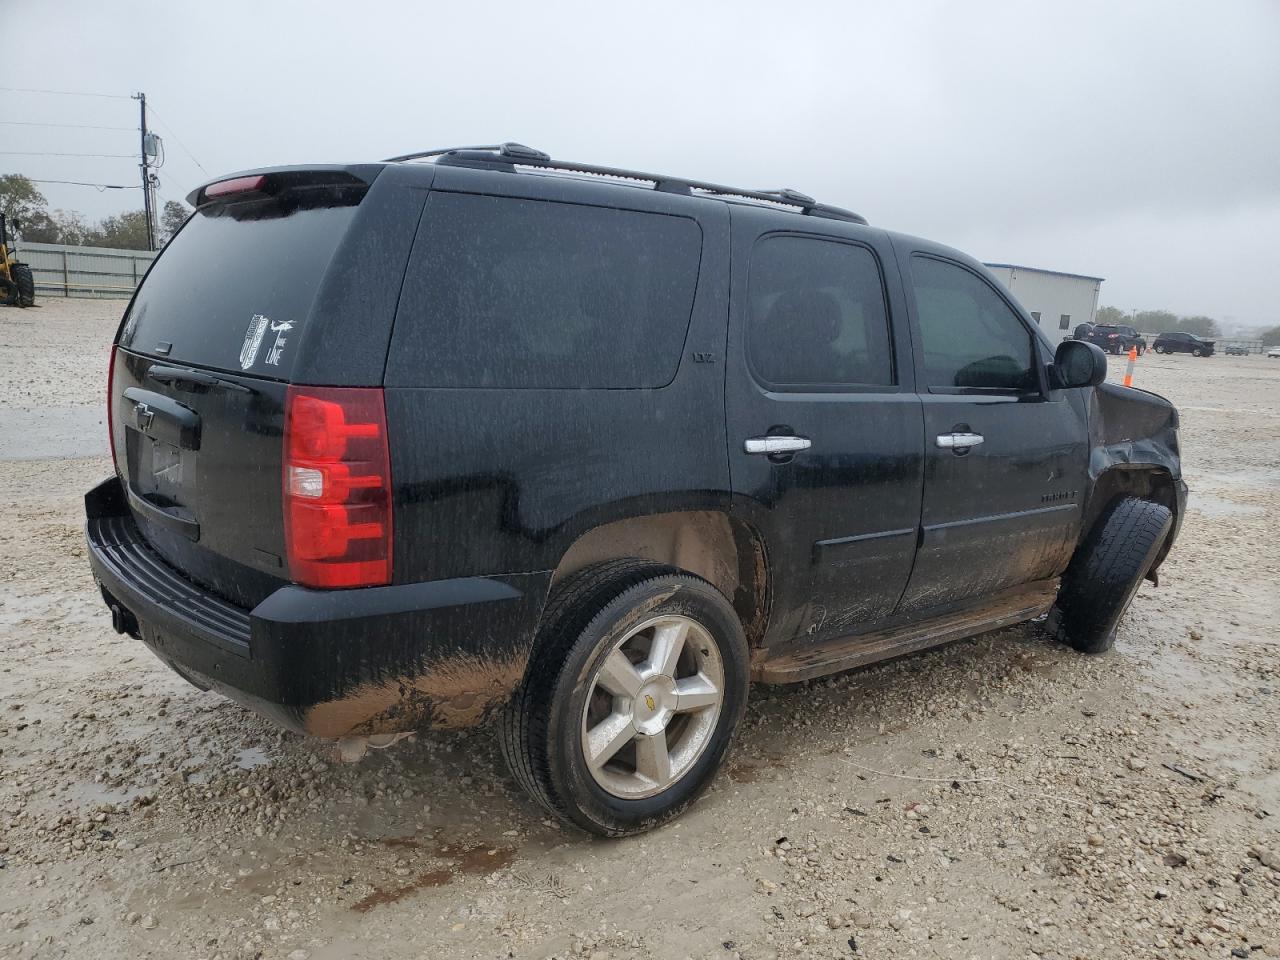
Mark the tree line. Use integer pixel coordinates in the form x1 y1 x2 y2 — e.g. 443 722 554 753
1096 306 1279 346
0 173 189 250
1095 305 1219 338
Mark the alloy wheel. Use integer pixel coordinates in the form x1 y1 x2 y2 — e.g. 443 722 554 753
580 615 724 799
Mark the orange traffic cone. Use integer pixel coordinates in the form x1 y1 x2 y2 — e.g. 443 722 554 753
1123 346 1137 387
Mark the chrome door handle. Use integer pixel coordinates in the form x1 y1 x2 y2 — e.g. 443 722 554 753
936 432 985 449
744 436 811 455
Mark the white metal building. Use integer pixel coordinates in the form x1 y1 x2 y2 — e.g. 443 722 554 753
983 263 1104 341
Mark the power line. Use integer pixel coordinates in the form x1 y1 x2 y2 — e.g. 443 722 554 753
0 85 130 100
143 104 210 176
0 120 135 132
0 151 135 158
27 178 141 190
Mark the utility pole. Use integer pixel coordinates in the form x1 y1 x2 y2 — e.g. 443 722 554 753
132 92 156 251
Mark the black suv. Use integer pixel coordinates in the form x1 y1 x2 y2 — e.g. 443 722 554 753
85 144 1187 836
1153 331 1216 356
1078 323 1147 355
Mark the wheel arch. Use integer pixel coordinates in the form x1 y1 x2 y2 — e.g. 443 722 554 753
1083 465 1180 577
551 510 770 647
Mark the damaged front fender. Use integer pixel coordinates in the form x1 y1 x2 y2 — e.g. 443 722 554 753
1085 382 1187 577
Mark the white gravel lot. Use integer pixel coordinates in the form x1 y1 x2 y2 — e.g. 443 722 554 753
0 297 1277 960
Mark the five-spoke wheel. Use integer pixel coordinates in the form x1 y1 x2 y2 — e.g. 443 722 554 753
500 561 749 837
581 615 724 798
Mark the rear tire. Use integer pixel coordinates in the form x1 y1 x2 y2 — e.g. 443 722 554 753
499 559 749 837
12 264 34 307
1050 497 1172 654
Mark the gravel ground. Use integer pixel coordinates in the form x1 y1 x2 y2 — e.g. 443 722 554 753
1 297 1277 960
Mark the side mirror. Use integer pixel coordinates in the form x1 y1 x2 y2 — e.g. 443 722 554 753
1051 340 1107 389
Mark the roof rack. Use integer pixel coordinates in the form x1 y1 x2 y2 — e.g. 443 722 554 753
382 142 868 225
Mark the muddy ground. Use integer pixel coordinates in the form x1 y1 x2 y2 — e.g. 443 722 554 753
1 297 1277 960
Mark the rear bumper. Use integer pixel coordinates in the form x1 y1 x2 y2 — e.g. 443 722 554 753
85 477 550 738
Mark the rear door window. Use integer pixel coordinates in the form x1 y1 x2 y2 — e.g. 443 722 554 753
119 198 358 379
746 235 894 389
387 193 702 389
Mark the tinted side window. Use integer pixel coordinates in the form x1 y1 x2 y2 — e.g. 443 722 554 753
747 235 894 388
388 193 702 388
910 256 1035 392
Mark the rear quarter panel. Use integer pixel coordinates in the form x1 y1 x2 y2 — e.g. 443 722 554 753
386 174 733 583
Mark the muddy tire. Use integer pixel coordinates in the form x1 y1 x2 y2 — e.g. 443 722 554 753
12 264 34 307
499 559 749 837
1050 497 1172 654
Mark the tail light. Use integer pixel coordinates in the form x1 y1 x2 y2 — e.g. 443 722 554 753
107 345 119 476
283 387 392 589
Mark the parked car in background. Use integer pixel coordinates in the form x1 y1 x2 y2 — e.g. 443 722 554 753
1224 344 1249 356
1077 323 1146 355
1153 332 1216 356
1268 346 1280 358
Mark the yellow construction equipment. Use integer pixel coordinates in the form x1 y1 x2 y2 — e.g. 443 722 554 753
0 214 35 307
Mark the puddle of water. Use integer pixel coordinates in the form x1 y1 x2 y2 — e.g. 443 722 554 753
235 746 272 770
1191 468 1280 490
0 405 108 461
64 780 155 808
1188 494 1265 518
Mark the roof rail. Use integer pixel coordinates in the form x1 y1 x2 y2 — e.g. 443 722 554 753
382 142 868 225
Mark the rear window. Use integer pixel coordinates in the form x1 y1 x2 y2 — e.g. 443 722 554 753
119 196 358 378
387 192 702 389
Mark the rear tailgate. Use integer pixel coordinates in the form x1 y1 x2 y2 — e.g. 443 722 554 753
110 352 291 608
110 168 395 608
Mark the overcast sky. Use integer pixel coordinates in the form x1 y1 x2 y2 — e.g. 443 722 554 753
5 0 1278 328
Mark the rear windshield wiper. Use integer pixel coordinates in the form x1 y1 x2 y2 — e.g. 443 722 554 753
146 365 252 394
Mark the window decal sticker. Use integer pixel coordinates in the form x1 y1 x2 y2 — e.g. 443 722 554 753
239 314 270 370
265 320 294 367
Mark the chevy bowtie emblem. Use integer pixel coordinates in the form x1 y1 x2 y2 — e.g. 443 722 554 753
134 401 155 431
644 694 656 711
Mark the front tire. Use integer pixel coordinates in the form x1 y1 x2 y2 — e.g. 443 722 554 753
1050 497 1172 654
1192 348 1204 357
499 560 749 837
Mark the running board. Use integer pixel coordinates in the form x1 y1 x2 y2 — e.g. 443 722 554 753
752 580 1059 684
